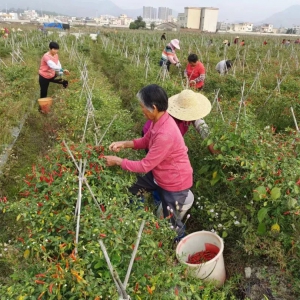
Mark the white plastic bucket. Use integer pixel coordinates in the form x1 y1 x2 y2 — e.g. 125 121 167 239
176 231 226 287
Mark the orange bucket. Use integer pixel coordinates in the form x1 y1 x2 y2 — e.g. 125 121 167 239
38 97 53 114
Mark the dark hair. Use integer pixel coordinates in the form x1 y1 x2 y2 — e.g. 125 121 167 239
49 41 59 50
226 60 232 69
137 84 168 112
188 54 198 63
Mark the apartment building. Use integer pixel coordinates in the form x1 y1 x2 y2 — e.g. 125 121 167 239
143 6 157 20
158 7 172 21
177 7 219 32
184 7 201 29
200 8 219 32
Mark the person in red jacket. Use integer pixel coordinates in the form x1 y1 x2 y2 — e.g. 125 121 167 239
38 41 70 99
184 54 205 90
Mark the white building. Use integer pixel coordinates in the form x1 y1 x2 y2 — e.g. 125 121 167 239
184 7 201 29
177 13 185 27
178 7 219 32
260 24 273 33
217 21 232 32
119 14 133 26
200 8 218 32
22 10 39 20
0 12 18 20
233 23 253 32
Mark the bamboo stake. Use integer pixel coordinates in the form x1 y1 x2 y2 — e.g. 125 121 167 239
235 81 246 134
123 220 145 288
97 114 118 146
75 159 86 255
291 107 299 132
62 140 103 214
99 240 130 299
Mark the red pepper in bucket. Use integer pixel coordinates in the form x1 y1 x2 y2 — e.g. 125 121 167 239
187 243 219 264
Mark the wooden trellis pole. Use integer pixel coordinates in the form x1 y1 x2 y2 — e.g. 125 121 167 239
235 81 246 134
211 88 225 122
62 140 103 215
98 220 145 299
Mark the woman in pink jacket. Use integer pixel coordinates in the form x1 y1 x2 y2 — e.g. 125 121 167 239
104 84 193 238
38 41 69 98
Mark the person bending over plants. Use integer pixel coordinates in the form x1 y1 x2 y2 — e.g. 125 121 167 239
104 84 193 240
159 39 181 71
142 89 218 214
38 41 70 99
184 54 206 91
215 59 233 75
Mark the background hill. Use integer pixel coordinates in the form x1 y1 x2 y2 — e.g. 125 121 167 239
1 1 299 26
259 5 300 28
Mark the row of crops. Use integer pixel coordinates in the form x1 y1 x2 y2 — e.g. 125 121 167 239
0 29 299 299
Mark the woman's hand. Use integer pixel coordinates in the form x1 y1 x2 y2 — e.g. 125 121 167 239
109 141 125 152
190 80 196 85
63 69 70 75
104 156 123 166
109 141 133 152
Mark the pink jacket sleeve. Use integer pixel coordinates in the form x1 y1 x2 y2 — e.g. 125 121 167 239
121 132 174 173
167 52 179 64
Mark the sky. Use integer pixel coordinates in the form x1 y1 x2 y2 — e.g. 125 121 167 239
117 0 299 22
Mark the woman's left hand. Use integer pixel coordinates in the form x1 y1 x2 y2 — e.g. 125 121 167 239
63 69 70 75
104 156 123 166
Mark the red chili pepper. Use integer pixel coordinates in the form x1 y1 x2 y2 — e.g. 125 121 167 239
35 280 46 284
187 250 217 264
134 282 139 292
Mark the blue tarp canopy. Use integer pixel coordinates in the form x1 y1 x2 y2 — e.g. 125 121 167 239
43 23 63 29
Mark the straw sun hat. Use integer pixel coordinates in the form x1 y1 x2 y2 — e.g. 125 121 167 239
223 39 229 44
167 90 212 121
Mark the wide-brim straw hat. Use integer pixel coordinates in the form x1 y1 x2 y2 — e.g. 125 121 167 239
167 90 212 121
170 39 180 49
223 39 228 44
235 36 239 38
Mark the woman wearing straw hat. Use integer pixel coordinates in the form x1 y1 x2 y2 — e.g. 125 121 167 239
234 36 239 44
223 39 230 46
159 39 181 71
104 84 193 240
143 89 218 154
142 89 217 227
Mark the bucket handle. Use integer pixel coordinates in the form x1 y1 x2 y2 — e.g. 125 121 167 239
195 258 218 280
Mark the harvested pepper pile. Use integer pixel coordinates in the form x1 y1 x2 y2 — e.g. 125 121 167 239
187 243 219 264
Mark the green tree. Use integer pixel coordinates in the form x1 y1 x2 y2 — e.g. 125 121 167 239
286 28 296 34
129 16 146 30
150 22 156 30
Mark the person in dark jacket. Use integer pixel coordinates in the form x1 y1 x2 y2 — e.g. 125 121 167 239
160 32 166 40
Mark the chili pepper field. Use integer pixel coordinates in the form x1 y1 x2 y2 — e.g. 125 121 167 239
0 27 299 299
